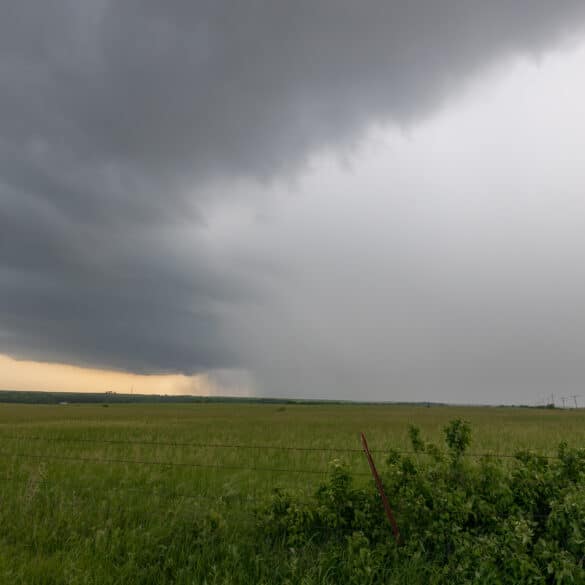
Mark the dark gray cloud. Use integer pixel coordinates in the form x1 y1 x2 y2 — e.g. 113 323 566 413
3 2 585 178
1 1 585 391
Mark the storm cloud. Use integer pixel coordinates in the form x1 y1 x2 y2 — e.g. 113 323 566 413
2 2 585 400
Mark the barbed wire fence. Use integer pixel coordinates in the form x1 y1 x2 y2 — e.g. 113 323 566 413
0 433 563 459
0 433 566 503
0 432 574 535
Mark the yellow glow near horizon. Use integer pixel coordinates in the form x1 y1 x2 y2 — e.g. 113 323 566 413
0 354 212 395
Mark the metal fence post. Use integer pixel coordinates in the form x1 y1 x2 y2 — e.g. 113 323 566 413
361 432 401 543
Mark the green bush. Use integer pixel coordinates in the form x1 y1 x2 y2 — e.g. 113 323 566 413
256 419 585 584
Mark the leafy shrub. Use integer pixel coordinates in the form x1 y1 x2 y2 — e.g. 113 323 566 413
256 420 585 584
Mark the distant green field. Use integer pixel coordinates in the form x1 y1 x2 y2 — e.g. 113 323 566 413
0 403 584 584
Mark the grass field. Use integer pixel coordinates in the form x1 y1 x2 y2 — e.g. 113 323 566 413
0 403 584 584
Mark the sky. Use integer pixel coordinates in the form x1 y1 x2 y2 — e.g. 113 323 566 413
2 2 585 404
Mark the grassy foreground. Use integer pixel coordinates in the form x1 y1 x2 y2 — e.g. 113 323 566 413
0 403 584 584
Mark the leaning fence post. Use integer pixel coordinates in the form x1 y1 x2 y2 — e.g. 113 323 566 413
360 432 401 543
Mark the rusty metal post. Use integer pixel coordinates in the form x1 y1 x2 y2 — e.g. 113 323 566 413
361 432 401 543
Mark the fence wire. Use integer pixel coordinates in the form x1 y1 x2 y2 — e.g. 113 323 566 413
0 449 370 475
0 433 562 459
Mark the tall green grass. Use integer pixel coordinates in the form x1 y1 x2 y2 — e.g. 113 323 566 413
0 403 583 583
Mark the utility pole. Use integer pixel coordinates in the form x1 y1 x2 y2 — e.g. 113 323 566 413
572 395 580 409
561 396 567 409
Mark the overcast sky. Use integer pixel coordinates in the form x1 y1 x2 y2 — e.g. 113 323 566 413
2 2 585 404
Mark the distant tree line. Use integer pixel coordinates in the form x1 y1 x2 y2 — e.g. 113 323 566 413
0 390 295 405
